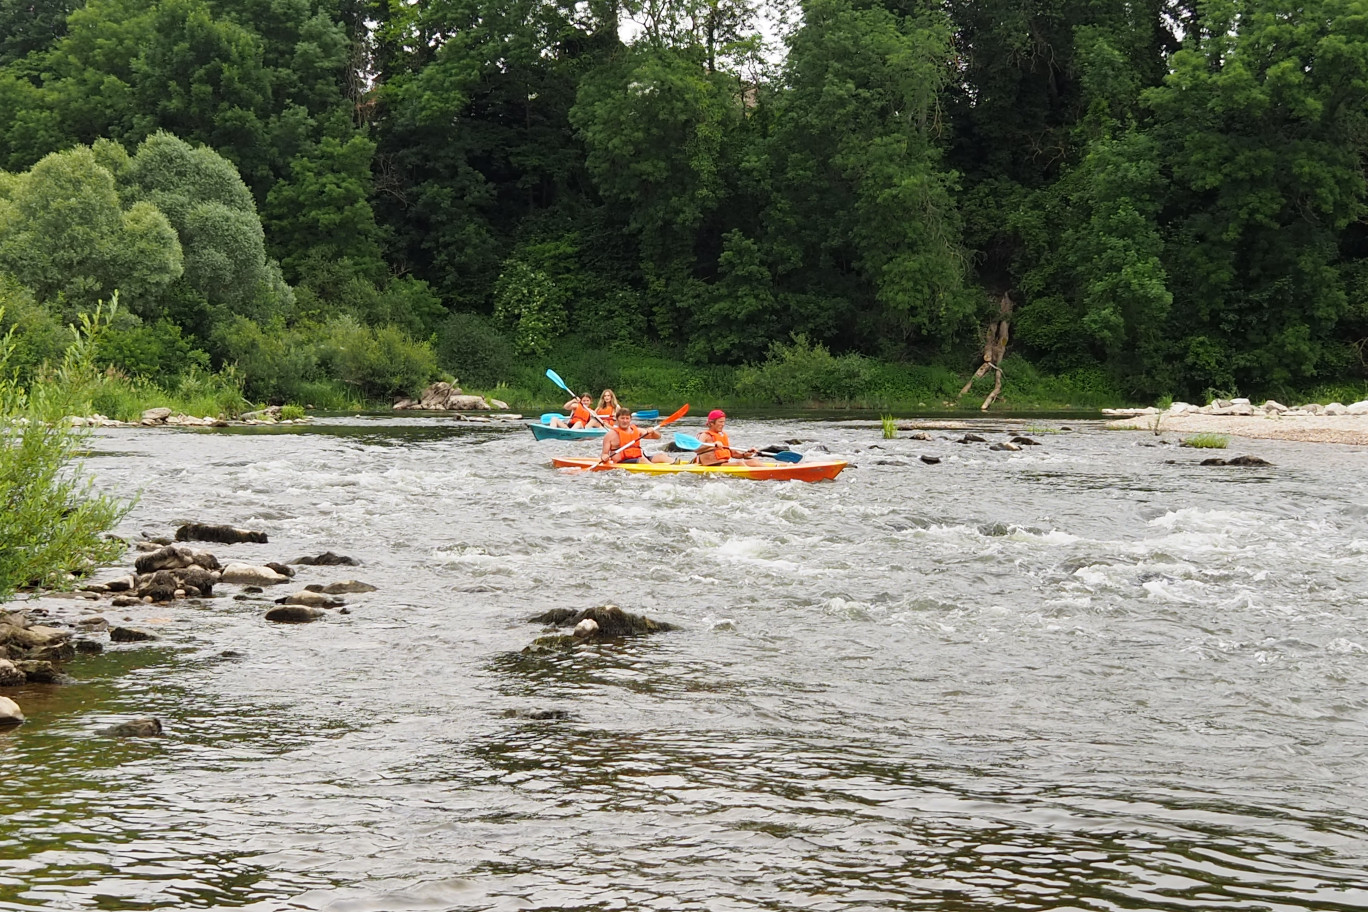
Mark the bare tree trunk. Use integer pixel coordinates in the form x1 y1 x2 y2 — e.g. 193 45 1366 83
959 292 1014 410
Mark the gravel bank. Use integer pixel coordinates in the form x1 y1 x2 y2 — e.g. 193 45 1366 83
1107 413 1368 445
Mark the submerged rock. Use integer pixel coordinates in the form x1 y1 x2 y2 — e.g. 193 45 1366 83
305 580 377 594
109 627 156 643
265 605 326 623
277 591 344 609
175 523 268 545
529 604 677 637
291 552 359 566
1201 455 1274 467
100 718 162 737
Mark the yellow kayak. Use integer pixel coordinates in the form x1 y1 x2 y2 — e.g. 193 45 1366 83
550 456 847 482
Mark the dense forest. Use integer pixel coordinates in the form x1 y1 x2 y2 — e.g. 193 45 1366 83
1 0 1366 409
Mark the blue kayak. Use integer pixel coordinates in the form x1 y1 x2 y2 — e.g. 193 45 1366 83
529 421 607 440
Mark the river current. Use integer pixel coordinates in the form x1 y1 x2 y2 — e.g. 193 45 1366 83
2 414 1367 911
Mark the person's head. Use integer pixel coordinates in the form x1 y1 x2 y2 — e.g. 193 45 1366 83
707 408 726 429
580 393 592 406
601 389 617 405
615 406 633 426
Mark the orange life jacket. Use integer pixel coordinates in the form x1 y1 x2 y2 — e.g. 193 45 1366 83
701 428 731 461
596 405 615 418
569 403 593 425
611 425 644 461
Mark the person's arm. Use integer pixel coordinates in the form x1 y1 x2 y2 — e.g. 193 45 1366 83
564 397 579 410
601 430 619 462
641 425 662 440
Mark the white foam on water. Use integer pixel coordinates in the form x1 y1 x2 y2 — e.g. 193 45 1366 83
1326 638 1367 654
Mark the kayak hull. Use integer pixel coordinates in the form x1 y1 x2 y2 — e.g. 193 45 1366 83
550 456 847 482
528 422 606 440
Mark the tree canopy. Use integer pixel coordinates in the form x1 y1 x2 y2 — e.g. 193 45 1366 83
0 0 1365 402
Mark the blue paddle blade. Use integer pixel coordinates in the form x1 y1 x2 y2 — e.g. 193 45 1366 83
540 413 563 425
770 450 803 463
673 432 704 450
632 409 660 420
545 368 572 395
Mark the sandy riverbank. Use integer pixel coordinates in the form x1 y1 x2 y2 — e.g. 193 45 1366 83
1106 413 1368 446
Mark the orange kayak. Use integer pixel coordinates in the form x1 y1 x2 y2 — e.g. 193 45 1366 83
550 456 848 482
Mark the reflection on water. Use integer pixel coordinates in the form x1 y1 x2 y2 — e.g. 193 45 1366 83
1 416 1367 910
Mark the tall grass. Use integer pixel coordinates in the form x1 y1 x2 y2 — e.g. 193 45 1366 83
0 303 129 599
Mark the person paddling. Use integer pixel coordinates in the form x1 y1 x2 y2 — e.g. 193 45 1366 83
548 393 599 429
695 409 761 466
601 408 673 464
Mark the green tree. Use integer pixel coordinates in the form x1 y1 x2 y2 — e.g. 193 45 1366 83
0 0 80 66
120 131 286 320
0 146 183 315
264 134 387 283
1143 0 1368 394
765 0 972 351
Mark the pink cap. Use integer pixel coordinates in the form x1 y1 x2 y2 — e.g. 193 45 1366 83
707 409 726 421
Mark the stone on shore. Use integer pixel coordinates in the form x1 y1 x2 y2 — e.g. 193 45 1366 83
0 658 24 686
393 382 492 411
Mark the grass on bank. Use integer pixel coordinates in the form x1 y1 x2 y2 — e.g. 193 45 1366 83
1181 433 1230 449
478 335 1133 413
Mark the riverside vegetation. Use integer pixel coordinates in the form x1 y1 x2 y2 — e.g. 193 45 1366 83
0 0 1366 419
0 307 128 602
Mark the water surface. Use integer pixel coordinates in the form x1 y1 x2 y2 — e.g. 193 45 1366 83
3 416 1366 910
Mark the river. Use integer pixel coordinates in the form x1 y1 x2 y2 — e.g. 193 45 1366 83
2 414 1367 911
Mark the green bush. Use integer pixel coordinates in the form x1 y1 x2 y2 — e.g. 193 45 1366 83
735 335 875 405
213 314 320 403
493 261 568 356
96 318 210 384
434 312 516 388
0 287 68 381
316 316 437 400
0 307 129 600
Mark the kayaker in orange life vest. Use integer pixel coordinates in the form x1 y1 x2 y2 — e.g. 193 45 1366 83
601 407 673 464
695 409 762 466
548 393 601 429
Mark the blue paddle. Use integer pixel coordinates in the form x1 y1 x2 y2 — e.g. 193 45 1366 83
672 432 803 462
544 369 608 428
